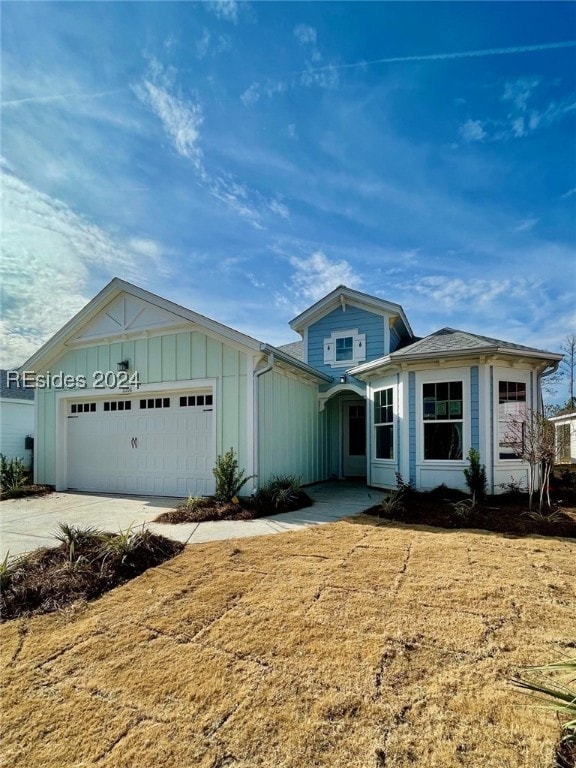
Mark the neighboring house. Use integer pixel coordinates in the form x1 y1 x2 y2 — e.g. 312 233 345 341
20 279 562 496
549 413 576 464
0 369 35 468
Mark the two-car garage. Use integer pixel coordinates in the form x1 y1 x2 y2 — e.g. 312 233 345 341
65 390 215 497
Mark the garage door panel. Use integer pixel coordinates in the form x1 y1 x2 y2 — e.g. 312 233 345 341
66 394 215 496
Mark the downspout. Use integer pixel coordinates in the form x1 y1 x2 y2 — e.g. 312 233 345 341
539 360 561 413
253 348 275 492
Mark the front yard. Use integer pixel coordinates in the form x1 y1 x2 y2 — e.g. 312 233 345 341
1 516 573 767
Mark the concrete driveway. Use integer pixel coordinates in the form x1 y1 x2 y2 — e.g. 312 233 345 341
0 482 379 558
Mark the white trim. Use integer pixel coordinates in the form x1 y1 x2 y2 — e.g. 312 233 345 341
323 329 366 368
416 368 470 466
20 278 264 375
318 382 365 411
0 398 35 406
289 285 413 337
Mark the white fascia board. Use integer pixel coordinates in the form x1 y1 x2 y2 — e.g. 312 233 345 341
20 278 264 375
289 286 412 336
260 343 333 383
350 347 562 378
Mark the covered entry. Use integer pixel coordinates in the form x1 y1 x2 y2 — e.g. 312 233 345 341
321 388 367 479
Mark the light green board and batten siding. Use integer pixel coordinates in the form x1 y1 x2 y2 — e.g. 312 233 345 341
257 369 327 486
35 330 250 487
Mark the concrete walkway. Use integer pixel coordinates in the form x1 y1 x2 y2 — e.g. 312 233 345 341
0 481 380 558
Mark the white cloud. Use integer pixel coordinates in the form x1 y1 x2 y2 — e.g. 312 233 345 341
269 199 290 220
0 171 167 367
460 119 486 142
195 28 230 59
300 65 339 90
241 82 260 106
502 78 539 112
293 24 317 46
287 250 362 304
196 28 211 59
287 123 297 139
513 217 539 233
562 187 576 198
134 59 265 228
132 58 203 164
411 276 531 311
206 1 241 23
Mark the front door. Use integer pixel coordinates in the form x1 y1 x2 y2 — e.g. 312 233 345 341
342 400 367 477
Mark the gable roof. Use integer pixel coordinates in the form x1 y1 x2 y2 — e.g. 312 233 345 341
277 341 304 361
20 278 331 384
350 327 563 376
289 285 413 337
0 370 35 401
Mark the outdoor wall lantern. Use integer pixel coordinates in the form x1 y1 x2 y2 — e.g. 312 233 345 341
117 360 130 372
340 375 347 384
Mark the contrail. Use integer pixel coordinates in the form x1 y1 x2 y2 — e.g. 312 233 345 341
297 40 576 74
1 89 123 108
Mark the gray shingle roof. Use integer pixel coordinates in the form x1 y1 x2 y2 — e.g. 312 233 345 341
392 328 558 358
277 341 304 361
0 370 35 401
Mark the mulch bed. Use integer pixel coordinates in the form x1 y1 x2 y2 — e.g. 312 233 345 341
1 530 184 621
364 491 576 538
154 491 313 524
0 484 53 501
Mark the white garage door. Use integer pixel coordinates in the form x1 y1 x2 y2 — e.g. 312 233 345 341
66 392 215 497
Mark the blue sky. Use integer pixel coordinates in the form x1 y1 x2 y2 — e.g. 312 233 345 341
2 1 575 395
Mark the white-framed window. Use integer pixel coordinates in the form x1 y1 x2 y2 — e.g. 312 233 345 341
374 387 394 460
422 380 463 460
323 329 366 367
498 380 527 460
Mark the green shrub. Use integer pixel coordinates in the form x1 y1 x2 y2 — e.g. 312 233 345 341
0 455 27 493
253 474 311 513
463 448 487 502
212 448 254 504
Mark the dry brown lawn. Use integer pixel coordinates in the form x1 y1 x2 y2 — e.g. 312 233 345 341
1 516 574 768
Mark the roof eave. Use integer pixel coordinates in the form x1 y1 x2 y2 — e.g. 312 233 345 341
19 278 264 374
260 343 333 383
289 285 413 337
349 346 563 378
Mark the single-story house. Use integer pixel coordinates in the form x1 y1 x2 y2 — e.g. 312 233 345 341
19 279 562 496
0 369 35 469
549 412 576 464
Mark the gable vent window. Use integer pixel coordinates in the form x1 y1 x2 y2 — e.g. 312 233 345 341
70 402 96 414
179 394 213 407
103 400 132 412
140 398 170 409
324 329 366 368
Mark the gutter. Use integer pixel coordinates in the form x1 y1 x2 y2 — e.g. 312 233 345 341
252 348 275 492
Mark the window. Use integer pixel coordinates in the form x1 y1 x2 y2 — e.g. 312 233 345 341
103 400 132 412
140 398 170 409
422 381 463 460
179 394 213 407
374 388 394 459
323 329 366 367
335 336 353 362
70 402 96 414
498 381 526 459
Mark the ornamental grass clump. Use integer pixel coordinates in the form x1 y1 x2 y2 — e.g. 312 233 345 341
512 658 576 767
